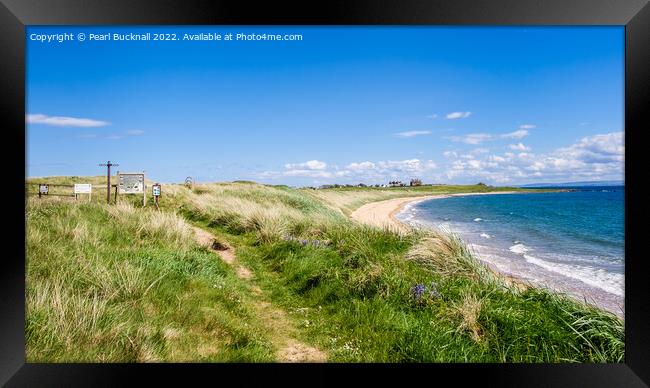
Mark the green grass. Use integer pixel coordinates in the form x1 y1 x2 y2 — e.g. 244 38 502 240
233 225 623 362
26 179 623 362
26 200 274 362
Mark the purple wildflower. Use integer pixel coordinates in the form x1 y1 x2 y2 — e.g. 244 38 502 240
410 283 426 302
410 281 441 305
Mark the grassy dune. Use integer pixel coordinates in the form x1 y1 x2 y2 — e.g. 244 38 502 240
25 179 624 362
26 199 275 362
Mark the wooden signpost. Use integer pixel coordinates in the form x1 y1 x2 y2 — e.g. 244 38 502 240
99 161 119 204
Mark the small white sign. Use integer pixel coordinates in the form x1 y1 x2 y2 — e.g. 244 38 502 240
39 184 49 194
152 184 161 197
74 183 92 194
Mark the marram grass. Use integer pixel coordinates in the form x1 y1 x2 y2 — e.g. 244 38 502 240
26 181 623 362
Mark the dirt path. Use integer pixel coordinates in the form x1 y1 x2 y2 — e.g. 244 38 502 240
191 226 327 362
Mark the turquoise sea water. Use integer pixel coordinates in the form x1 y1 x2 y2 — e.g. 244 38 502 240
396 186 624 315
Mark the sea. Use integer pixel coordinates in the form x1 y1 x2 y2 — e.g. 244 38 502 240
395 186 625 316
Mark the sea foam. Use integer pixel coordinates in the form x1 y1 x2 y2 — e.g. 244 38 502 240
509 243 531 254
523 254 624 296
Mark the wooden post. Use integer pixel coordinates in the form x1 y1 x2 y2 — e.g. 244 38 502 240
153 183 161 211
142 172 146 207
107 163 111 203
114 185 118 203
99 161 119 204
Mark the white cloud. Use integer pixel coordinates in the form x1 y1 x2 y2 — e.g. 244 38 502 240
519 124 536 129
375 159 437 173
259 132 623 185
126 130 145 136
105 135 124 140
487 155 506 163
26 113 109 127
501 129 529 139
446 111 472 119
284 160 327 170
446 133 493 145
442 132 623 184
261 158 437 183
394 130 431 138
508 143 531 151
282 169 334 178
555 132 623 164
271 160 331 179
346 161 376 170
449 149 489 160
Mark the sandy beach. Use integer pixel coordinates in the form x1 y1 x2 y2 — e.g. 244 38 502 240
350 191 520 233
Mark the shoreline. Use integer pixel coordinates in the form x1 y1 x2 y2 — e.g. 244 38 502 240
351 191 522 234
351 191 623 315
350 191 530 290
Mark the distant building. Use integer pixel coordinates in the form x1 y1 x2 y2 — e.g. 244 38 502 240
388 180 404 187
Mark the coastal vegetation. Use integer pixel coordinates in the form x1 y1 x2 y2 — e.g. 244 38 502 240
25 178 624 362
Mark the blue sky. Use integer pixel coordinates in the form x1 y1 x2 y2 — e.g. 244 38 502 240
26 26 624 186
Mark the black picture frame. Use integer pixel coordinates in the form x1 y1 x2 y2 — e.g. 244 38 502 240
2 0 648 386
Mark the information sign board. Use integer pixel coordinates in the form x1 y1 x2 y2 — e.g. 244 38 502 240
118 173 145 194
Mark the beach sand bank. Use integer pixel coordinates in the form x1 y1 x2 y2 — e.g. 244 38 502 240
350 191 520 233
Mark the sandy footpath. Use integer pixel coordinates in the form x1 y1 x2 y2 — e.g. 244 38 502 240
350 191 520 233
